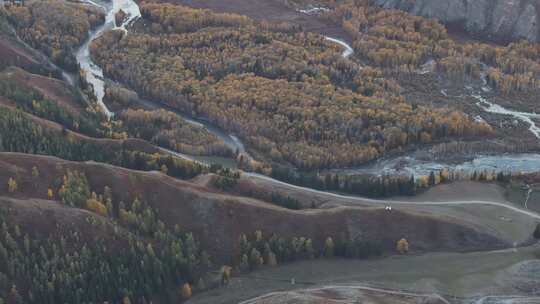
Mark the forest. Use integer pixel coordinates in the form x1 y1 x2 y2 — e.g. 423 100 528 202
269 163 513 199
5 0 105 72
323 0 540 94
117 108 233 157
0 72 106 137
0 170 211 303
90 2 493 170
236 229 383 272
0 104 207 180
0 67 236 168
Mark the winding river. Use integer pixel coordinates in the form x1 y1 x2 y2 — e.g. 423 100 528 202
76 0 540 177
76 0 141 119
75 0 354 166
324 36 354 57
76 0 248 162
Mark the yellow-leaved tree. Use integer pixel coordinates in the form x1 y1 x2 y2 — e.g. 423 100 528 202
180 283 192 300
396 238 409 254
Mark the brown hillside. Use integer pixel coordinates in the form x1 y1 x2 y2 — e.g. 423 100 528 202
0 67 84 114
0 37 43 70
0 153 508 263
0 10 59 76
0 196 132 251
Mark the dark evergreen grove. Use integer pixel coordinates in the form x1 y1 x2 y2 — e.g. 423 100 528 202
236 230 383 272
0 170 210 304
0 105 207 180
0 76 106 138
270 165 416 198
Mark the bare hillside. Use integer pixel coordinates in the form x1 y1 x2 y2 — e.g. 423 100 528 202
0 153 509 262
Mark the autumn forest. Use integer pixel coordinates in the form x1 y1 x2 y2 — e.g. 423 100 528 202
89 2 500 170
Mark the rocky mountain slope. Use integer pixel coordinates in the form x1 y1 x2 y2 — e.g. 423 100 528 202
374 0 540 43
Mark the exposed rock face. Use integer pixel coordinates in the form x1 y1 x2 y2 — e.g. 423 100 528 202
373 0 540 43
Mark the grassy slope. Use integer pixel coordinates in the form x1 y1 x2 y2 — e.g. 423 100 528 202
0 8 60 76
0 66 85 114
0 152 508 263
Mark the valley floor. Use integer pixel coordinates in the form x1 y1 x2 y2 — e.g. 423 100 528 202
189 245 540 303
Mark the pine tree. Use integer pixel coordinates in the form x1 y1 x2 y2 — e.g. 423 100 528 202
533 223 540 239
240 254 249 272
428 171 436 186
249 248 262 269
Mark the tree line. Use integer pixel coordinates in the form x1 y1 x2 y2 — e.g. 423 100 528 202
117 108 233 157
0 105 207 180
269 164 513 198
325 0 539 94
236 230 383 272
5 0 105 72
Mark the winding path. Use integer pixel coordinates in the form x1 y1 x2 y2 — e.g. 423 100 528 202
243 172 540 220
473 295 540 304
239 285 451 304
241 286 540 304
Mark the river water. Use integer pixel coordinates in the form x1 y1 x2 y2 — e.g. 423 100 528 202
76 0 247 165
324 36 354 57
76 0 141 119
76 0 540 177
474 94 540 139
335 153 540 177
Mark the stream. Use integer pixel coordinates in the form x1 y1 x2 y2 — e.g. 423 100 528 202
76 0 247 166
474 94 540 139
324 36 354 57
76 0 540 177
76 0 141 119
